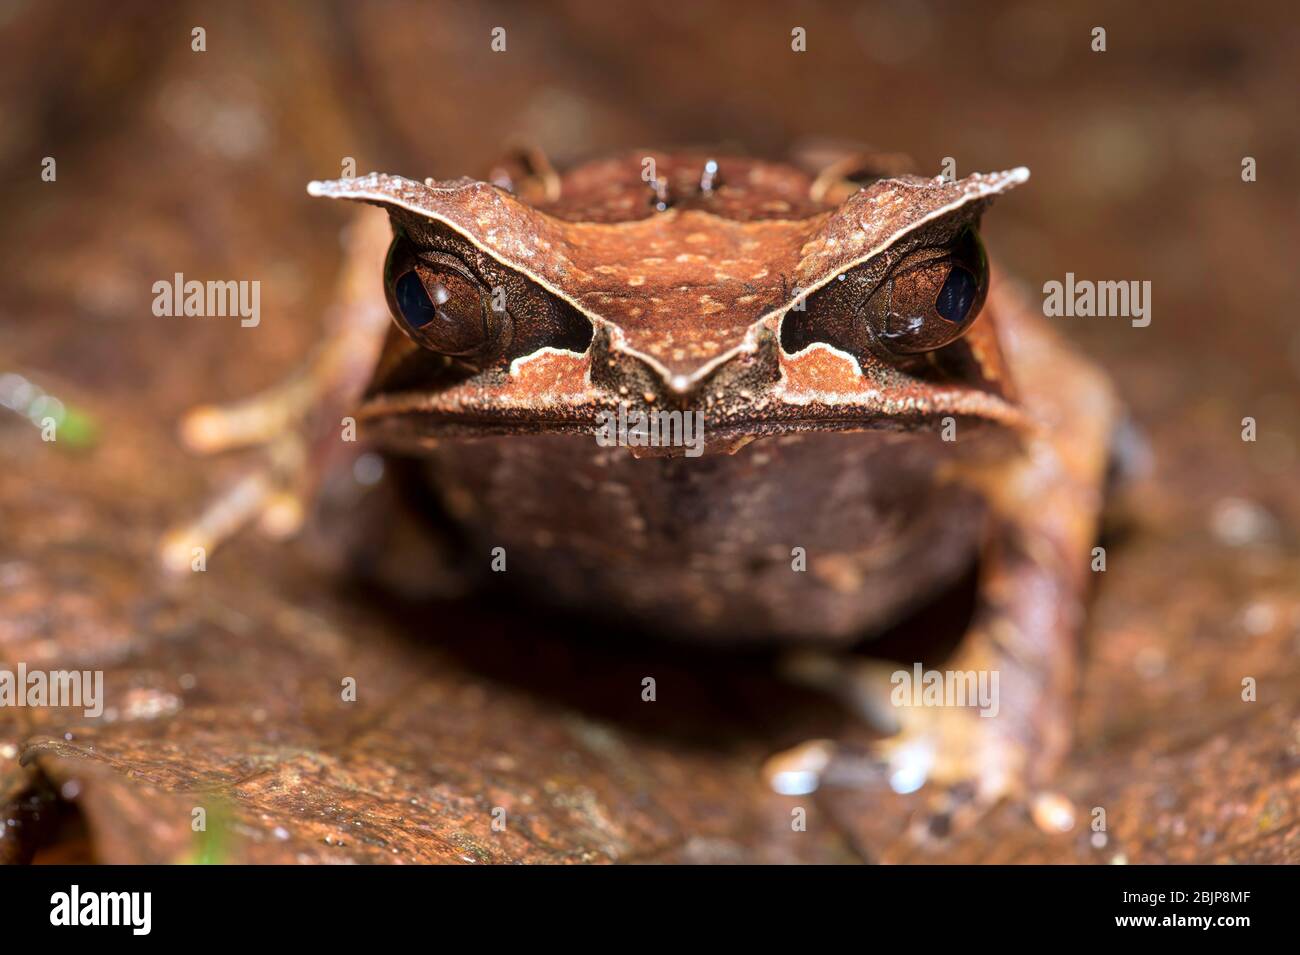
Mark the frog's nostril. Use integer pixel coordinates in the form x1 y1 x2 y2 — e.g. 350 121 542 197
699 159 721 195
646 177 672 212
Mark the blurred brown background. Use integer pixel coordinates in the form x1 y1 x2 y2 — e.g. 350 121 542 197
0 1 1296 863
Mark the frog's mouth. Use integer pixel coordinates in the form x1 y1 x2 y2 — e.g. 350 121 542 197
356 330 1028 456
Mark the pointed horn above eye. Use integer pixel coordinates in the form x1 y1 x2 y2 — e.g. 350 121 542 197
307 171 575 287
785 167 1031 304
307 172 512 216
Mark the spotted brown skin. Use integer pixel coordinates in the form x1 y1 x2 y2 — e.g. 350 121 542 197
179 150 1120 822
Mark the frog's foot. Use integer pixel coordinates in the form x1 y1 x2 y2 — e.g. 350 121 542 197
854 655 1035 843
780 643 1048 844
871 685 1084 846
161 346 467 598
159 385 325 575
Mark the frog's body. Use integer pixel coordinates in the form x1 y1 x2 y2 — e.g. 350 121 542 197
423 429 988 644
173 149 1119 826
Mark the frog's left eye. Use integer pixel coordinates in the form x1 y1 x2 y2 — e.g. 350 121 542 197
867 228 989 355
384 246 506 359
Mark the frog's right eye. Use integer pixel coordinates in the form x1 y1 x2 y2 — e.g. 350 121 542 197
391 267 490 355
384 243 507 358
864 227 989 355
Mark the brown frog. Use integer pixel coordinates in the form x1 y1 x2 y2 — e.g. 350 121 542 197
168 148 1119 828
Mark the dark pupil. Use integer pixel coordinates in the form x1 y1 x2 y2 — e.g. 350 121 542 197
396 270 438 328
393 268 489 356
934 266 977 324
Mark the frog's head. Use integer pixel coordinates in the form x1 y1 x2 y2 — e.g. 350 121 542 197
308 151 1029 455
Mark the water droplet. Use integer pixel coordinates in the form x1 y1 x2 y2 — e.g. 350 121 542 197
353 452 384 486
1032 791 1077 833
886 740 933 794
762 740 834 796
889 765 926 795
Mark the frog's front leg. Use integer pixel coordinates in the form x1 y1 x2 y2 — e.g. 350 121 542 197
159 209 393 574
784 289 1119 841
870 500 1096 835
886 295 1119 836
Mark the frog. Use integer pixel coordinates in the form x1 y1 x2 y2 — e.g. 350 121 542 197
166 146 1120 835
